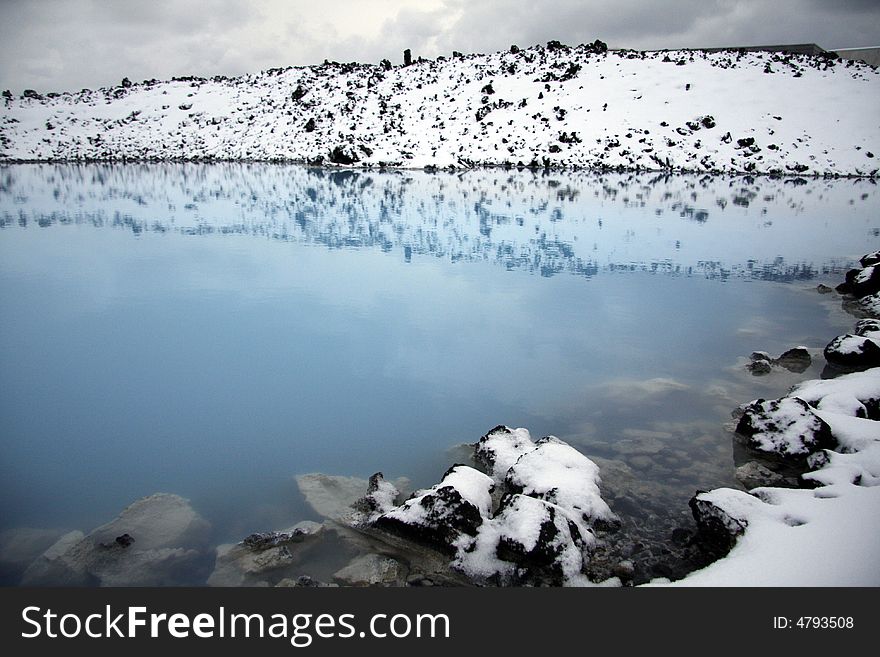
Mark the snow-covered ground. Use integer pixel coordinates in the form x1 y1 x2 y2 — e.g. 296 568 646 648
2 42 879 176
657 367 880 586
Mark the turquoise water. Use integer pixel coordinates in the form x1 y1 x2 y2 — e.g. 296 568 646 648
1 164 877 555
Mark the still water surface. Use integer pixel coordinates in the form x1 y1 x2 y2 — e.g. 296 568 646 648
1 164 877 554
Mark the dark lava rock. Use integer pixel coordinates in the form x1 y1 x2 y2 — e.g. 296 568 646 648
100 533 135 549
351 472 399 516
860 251 880 268
735 396 836 457
775 347 811 373
372 465 489 554
689 492 745 557
670 527 692 547
855 318 880 337
836 266 880 298
817 284 834 294
291 85 308 101
329 145 359 165
746 359 772 376
474 425 533 474
824 334 880 369
304 117 316 132
492 493 584 586
585 39 608 54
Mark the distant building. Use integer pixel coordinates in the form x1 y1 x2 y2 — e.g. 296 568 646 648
655 43 879 67
699 43 828 57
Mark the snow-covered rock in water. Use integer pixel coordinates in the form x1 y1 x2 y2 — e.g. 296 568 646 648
332 553 408 587
688 489 751 555
207 520 323 587
21 493 211 586
373 465 493 553
855 318 880 339
456 493 588 586
861 251 880 268
791 368 880 420
735 396 836 457
351 472 401 522
854 292 880 318
824 333 880 369
837 264 880 298
504 436 618 533
474 425 536 482
368 426 617 585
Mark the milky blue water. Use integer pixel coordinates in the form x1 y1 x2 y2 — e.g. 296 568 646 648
1 164 878 550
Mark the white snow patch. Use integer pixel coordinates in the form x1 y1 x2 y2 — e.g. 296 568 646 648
505 436 616 536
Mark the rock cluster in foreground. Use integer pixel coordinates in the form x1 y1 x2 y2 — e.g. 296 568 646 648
365 427 619 586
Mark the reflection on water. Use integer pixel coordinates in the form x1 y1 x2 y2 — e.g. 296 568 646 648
2 164 876 280
0 164 878 583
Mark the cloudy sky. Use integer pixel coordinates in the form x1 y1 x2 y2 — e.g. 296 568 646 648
1 0 878 93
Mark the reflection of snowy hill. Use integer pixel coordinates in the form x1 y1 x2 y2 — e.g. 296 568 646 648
2 43 879 176
1 164 878 280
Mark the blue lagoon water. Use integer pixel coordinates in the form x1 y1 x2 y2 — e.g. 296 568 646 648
0 164 878 575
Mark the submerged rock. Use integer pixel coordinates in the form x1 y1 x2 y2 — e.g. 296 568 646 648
0 527 70 584
775 347 812 373
332 553 408 587
745 346 811 375
735 461 788 490
746 359 772 375
207 520 323 587
296 472 410 522
21 493 211 586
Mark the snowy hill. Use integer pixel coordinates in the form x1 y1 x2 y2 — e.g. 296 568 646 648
1 41 879 176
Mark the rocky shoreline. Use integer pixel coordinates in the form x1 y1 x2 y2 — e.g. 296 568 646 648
3 251 878 587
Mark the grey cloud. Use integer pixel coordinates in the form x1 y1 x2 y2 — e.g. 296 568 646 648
1 0 878 94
